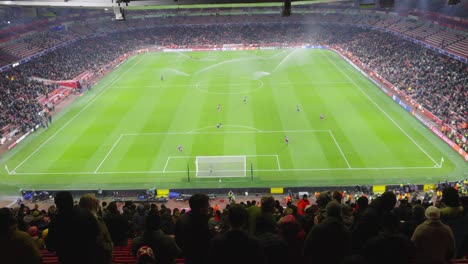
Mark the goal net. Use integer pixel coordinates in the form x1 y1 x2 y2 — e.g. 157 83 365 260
195 156 246 178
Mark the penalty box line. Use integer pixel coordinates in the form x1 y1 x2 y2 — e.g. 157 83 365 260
96 130 342 173
164 155 281 173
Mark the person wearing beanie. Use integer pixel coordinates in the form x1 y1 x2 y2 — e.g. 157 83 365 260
0 207 42 264
412 206 455 264
136 246 155 264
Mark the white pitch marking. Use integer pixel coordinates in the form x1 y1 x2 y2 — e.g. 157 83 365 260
94 134 123 173
10 166 441 175
163 157 171 173
275 155 281 171
328 130 351 169
322 50 439 167
11 55 144 173
124 129 329 136
113 81 352 90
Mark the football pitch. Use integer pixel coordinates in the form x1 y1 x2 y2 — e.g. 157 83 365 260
1 49 466 193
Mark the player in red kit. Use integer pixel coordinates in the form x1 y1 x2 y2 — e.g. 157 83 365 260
285 136 289 145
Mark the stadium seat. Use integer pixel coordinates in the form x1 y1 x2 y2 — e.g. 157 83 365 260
451 260 468 263
112 250 132 257
112 256 137 264
40 250 57 257
42 256 59 264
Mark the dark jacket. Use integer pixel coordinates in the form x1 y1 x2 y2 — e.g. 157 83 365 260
45 207 105 264
304 216 351 264
175 211 215 264
132 229 181 264
208 229 265 264
104 211 130 246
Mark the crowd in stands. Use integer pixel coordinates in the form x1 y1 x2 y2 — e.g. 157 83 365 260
319 25 468 138
1 186 468 264
0 68 53 134
0 22 466 147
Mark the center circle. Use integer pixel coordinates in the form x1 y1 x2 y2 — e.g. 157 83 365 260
195 78 264 95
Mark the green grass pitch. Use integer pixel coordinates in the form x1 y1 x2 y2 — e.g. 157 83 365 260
1 49 466 193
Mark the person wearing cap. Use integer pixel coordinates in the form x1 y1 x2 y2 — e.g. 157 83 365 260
412 206 455 263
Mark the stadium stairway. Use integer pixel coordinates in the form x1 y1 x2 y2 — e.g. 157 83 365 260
39 238 186 264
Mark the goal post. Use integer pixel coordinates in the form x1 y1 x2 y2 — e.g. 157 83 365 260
195 156 247 178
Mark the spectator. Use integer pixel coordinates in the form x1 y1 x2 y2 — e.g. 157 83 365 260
352 191 396 253
278 214 306 264
362 212 415 264
303 201 351 264
256 214 288 264
297 194 310 216
399 204 426 238
132 204 147 236
315 191 332 224
27 225 45 250
208 204 265 264
439 187 468 258
103 201 130 246
0 207 42 264
175 193 215 264
78 194 113 264
247 195 276 236
412 206 455 263
136 246 156 264
132 210 181 264
46 191 105 264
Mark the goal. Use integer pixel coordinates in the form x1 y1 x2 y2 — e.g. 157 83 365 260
195 156 246 178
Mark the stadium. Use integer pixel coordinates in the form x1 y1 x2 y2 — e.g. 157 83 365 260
0 0 467 263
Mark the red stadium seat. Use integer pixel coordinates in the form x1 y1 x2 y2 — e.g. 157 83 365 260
451 260 468 263
42 256 59 264
112 256 137 264
40 250 57 257
112 250 132 257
